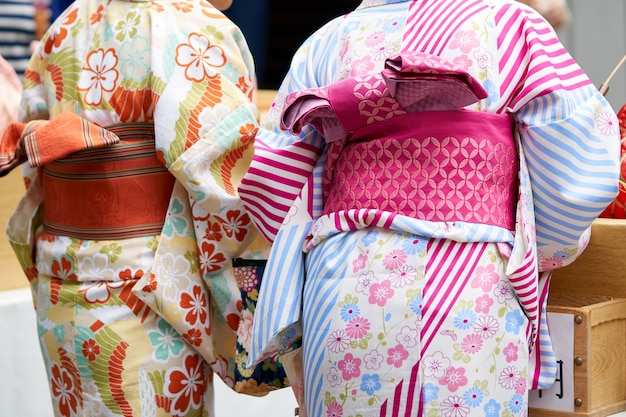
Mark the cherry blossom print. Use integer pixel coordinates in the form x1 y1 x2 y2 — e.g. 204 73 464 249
493 281 514 303
356 271 378 295
396 325 418 348
237 309 254 350
473 48 493 69
89 4 104 25
503 342 519 363
327 367 343 387
42 7 78 55
82 339 100 361
449 30 480 54
78 252 116 281
327 401 344 417
113 10 139 42
505 310 525 334
198 241 226 275
363 349 384 370
176 32 227 81
338 353 361 380
79 280 125 304
360 373 382 396
460 333 483 354
387 344 409 368
118 35 150 81
165 353 207 414
154 253 193 299
596 110 619 136
497 366 518 390
148 317 186 361
423 382 440 402
51 256 78 281
368 279 394 307
471 264 499 292
216 209 250 241
183 329 203 347
474 294 494 314
452 55 472 71
50 363 80 417
423 351 451 379
484 399 501 416
438 366 468 392
389 264 418 288
198 103 232 139
351 55 375 77
180 285 208 326
77 48 119 106
346 316 371 339
352 253 368 273
327 329 350 353
473 315 499 338
440 395 470 417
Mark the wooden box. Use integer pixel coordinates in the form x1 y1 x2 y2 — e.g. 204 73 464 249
529 293 626 417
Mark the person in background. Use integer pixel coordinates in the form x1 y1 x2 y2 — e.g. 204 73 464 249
0 0 264 415
0 54 21 135
0 0 37 77
518 0 571 30
238 1 620 416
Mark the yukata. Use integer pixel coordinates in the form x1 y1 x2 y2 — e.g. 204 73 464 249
237 1 621 417
0 0 263 416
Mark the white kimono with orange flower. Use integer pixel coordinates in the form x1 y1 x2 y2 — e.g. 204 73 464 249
0 0 266 416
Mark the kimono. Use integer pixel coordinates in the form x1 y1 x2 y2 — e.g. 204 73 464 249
0 0 265 415
237 0 620 416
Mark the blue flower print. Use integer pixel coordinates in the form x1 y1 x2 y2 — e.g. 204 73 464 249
148 317 185 361
53 325 65 344
410 295 423 316
505 310 524 335
484 399 501 417
362 230 379 246
422 382 439 402
343 21 360 34
454 309 477 330
340 303 360 322
508 394 524 414
463 386 484 408
360 374 382 396
552 250 572 261
401 234 427 255
482 79 498 106
162 198 188 237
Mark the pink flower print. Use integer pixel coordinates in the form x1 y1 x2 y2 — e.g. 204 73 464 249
351 55 375 77
363 350 384 370
503 342 519 363
382 249 407 270
236 309 254 350
327 367 342 387
346 316 371 340
515 375 527 395
473 315 499 338
356 271 377 295
452 55 472 71
471 264 499 292
327 329 350 353
474 294 494 314
493 281 514 303
498 366 518 390
338 353 361 380
460 333 483 355
440 395 470 417
438 366 468 392
389 264 417 288
327 401 344 417
386 344 409 368
77 48 118 106
596 111 619 136
364 30 386 47
396 326 419 348
352 253 368 273
450 30 480 54
423 351 451 378
539 257 564 270
368 280 394 307
473 48 493 69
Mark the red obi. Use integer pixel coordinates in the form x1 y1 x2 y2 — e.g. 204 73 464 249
323 110 518 231
41 124 175 240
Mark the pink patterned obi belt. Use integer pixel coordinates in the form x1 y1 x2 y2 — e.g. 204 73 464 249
42 124 175 240
323 110 519 231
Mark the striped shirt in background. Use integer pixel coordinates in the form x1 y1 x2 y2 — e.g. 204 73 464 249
0 0 36 77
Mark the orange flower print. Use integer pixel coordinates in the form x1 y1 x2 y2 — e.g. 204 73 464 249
82 339 100 361
203 220 223 242
180 285 208 326
51 256 78 281
216 209 250 241
165 353 207 415
90 4 105 25
77 48 119 106
172 1 193 12
176 33 226 81
42 7 78 55
50 363 80 417
183 329 203 347
198 241 226 275
239 123 258 145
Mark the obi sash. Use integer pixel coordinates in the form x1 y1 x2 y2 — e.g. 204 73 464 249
41 123 175 240
323 110 518 231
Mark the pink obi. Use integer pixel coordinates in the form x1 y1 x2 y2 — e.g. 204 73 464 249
323 110 518 230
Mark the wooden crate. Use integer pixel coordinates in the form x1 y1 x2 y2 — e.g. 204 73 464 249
529 294 626 417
